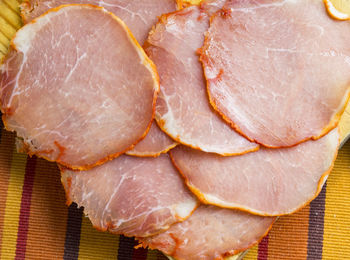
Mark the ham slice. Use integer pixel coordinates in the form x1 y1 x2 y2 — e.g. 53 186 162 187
170 128 339 216
0 5 159 170
61 154 198 237
126 122 177 157
145 2 258 155
21 0 178 43
138 205 275 260
200 0 350 148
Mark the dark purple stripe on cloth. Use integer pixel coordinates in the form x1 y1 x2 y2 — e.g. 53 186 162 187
63 203 83 260
307 183 327 260
118 235 135 260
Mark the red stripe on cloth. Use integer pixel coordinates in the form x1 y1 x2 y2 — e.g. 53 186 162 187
132 244 148 260
118 236 148 260
14 156 37 260
258 234 269 260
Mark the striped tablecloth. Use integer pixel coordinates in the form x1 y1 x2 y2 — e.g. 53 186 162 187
0 123 349 260
0 0 350 259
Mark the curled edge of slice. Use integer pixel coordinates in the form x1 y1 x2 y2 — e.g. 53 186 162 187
155 114 259 156
145 8 259 156
2 4 160 170
137 205 276 260
61 173 199 237
126 141 178 157
126 123 178 157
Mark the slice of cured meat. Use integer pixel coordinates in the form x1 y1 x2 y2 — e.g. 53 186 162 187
21 0 178 43
145 3 258 155
201 0 227 14
61 154 198 237
170 128 340 216
138 205 275 260
0 5 159 170
126 122 177 157
200 0 350 148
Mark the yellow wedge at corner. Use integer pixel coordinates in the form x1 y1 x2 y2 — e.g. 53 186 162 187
324 0 350 20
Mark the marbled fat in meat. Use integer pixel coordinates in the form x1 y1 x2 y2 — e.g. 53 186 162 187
145 2 259 155
170 128 339 216
61 154 198 237
21 0 178 43
0 5 159 169
200 0 350 147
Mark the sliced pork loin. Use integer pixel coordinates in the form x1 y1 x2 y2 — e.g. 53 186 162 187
170 128 339 216
21 0 178 43
138 205 275 260
201 0 227 14
61 154 198 237
0 5 159 170
145 1 259 156
200 0 350 148
126 122 177 157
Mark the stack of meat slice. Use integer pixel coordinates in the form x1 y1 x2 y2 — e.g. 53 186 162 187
0 0 349 259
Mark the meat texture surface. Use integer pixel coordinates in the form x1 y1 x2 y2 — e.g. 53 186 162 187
0 5 159 170
145 2 259 155
61 154 198 237
200 0 350 147
126 122 177 157
170 128 339 216
139 205 275 260
21 0 178 43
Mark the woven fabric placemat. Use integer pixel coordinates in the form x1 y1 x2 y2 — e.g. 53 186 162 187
0 127 349 260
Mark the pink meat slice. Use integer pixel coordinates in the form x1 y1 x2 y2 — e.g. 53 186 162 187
61 154 198 237
0 5 159 170
138 205 275 260
21 0 178 43
201 0 227 14
170 128 339 216
200 0 350 148
145 2 258 155
126 122 177 157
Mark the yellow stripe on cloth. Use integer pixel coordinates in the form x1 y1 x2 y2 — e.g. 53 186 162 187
339 105 350 145
0 44 8 55
0 31 10 47
243 244 258 260
323 142 350 259
0 15 17 40
182 0 201 5
0 148 27 259
2 0 21 14
0 0 22 30
147 249 161 260
78 216 119 260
